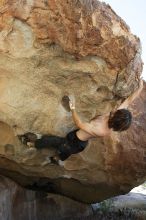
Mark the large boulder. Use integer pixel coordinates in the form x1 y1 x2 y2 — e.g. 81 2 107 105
0 0 145 203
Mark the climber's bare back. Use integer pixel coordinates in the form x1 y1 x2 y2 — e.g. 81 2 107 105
71 80 143 142
76 114 111 141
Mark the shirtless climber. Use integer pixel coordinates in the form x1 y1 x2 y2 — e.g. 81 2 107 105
19 80 143 164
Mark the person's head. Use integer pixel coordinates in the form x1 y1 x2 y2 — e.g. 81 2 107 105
108 109 132 132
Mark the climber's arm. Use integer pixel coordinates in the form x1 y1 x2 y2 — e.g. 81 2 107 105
118 80 143 109
69 96 95 135
71 109 95 134
70 108 82 128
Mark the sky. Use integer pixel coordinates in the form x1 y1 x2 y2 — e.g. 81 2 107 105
100 0 146 79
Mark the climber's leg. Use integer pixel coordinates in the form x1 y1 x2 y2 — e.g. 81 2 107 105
19 133 71 165
35 135 65 150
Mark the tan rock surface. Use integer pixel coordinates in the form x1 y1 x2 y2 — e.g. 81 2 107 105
0 0 145 203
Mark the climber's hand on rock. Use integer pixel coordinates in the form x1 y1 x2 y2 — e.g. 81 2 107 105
69 95 75 110
69 101 75 110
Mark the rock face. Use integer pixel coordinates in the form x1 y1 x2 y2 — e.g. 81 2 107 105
0 175 92 220
1 175 146 220
0 0 145 203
